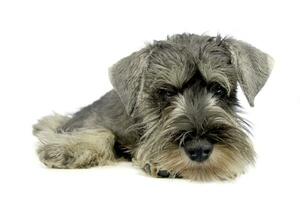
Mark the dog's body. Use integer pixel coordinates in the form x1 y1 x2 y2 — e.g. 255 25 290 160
33 33 273 181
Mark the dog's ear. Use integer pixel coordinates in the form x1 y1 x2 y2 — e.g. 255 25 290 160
109 50 148 116
224 38 274 106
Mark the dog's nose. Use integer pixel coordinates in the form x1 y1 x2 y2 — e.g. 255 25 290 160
183 139 213 162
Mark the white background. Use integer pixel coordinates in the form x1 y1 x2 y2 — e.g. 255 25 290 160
1 0 299 199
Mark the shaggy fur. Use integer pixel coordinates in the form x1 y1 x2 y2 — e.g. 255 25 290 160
33 33 273 181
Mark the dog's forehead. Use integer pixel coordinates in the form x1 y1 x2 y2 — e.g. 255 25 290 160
144 41 237 91
145 42 196 88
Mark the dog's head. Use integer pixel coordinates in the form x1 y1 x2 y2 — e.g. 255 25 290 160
109 34 273 181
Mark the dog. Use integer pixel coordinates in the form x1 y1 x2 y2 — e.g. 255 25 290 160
33 33 273 181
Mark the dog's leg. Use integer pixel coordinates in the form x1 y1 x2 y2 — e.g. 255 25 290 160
33 115 116 169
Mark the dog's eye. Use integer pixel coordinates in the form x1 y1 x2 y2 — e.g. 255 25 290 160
209 83 227 97
215 86 226 96
158 89 177 100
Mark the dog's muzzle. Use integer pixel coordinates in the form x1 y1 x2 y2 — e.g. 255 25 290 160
182 136 214 162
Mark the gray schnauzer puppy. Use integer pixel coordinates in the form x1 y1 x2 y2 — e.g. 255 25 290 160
33 33 273 181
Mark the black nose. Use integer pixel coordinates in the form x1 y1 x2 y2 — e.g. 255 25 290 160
183 139 213 162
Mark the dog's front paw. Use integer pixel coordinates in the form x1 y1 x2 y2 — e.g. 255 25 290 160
37 144 75 169
143 163 181 178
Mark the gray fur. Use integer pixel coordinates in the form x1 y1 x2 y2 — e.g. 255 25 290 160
223 38 273 106
33 33 273 181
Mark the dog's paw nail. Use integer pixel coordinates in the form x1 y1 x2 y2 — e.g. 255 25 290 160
144 163 151 174
175 174 183 179
157 170 170 178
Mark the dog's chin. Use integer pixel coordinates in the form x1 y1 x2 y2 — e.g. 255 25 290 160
150 143 255 181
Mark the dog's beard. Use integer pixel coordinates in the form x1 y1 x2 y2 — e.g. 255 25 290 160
134 95 255 181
